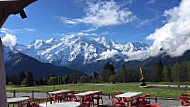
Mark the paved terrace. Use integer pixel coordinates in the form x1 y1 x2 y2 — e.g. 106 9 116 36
7 92 181 107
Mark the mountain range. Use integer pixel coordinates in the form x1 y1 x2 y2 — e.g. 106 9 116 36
4 35 190 76
4 46 79 78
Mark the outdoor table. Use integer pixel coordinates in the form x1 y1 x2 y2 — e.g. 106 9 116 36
7 97 29 107
48 90 73 102
75 91 101 106
74 91 100 96
115 92 143 106
45 102 80 107
48 90 73 95
115 92 143 98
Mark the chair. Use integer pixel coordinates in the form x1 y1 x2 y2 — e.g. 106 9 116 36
80 100 90 107
181 94 190 97
142 104 160 107
133 95 146 107
123 98 131 106
8 102 22 107
45 91 56 105
179 96 190 106
65 91 76 101
110 94 125 107
93 92 103 106
20 96 31 107
144 94 151 104
28 98 41 107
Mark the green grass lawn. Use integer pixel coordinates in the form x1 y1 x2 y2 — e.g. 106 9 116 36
6 82 189 99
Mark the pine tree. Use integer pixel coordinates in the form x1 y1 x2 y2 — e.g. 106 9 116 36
93 72 99 82
155 59 163 82
62 75 69 84
100 62 115 82
26 72 34 86
9 75 18 85
187 62 190 81
120 64 127 83
18 72 26 85
6 75 9 85
71 70 81 84
163 66 172 82
172 63 181 82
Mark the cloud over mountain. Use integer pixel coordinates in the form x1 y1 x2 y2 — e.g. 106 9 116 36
2 33 17 47
146 0 190 57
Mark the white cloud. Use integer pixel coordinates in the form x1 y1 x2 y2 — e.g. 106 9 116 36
146 0 190 57
58 0 137 27
1 28 35 34
147 0 156 4
98 49 119 60
76 32 97 36
2 33 17 47
76 28 98 36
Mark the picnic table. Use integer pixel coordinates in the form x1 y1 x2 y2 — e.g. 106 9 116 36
45 102 80 107
48 90 73 95
74 91 100 96
7 97 29 107
47 90 74 103
75 91 101 106
115 92 143 98
115 92 143 106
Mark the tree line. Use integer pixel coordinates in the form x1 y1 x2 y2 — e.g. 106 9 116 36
6 60 190 86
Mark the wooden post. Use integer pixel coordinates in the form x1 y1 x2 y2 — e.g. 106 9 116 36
32 90 34 99
13 91 16 98
0 38 7 107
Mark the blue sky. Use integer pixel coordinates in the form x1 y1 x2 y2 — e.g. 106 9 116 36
1 0 182 45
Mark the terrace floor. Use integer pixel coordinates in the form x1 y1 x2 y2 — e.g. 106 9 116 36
7 92 181 107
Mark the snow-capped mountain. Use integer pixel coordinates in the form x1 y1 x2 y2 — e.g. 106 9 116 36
4 46 19 63
13 35 149 66
3 46 78 78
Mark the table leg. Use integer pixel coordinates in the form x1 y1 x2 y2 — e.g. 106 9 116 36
97 94 99 107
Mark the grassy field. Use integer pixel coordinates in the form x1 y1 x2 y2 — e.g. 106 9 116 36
6 82 190 99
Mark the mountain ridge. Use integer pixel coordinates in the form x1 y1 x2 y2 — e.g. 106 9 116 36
12 35 149 67
4 46 80 79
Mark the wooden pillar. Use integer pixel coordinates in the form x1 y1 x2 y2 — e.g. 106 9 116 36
0 37 8 107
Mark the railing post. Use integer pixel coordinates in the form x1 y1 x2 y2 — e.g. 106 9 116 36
155 97 157 103
13 90 16 98
32 90 34 99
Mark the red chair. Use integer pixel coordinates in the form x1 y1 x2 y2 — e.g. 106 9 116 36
181 94 190 97
179 96 190 106
28 98 41 107
45 91 56 105
118 92 124 102
110 94 125 107
8 102 22 107
81 94 94 106
123 98 131 106
65 91 75 101
80 100 90 107
78 95 91 107
20 96 31 107
133 95 146 106
93 92 103 106
142 104 160 107
144 94 151 104
72 93 81 102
